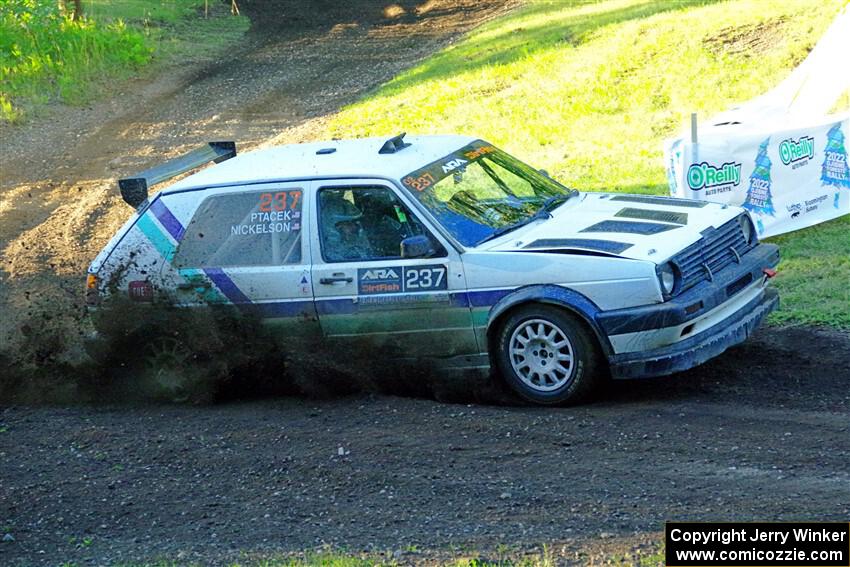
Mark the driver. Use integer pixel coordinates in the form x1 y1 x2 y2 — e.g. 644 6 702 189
321 193 373 261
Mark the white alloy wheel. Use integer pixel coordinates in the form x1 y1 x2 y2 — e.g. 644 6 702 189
509 318 575 392
495 305 601 405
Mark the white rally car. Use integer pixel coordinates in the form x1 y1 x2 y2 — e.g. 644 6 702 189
87 134 779 404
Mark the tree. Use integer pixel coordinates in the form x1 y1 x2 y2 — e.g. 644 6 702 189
57 0 83 20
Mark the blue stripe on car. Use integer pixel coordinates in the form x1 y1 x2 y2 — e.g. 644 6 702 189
203 267 253 305
135 200 253 307
149 199 186 241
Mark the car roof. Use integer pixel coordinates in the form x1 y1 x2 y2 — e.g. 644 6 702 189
164 134 478 194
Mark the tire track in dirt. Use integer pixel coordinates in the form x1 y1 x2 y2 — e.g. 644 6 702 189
1 326 848 565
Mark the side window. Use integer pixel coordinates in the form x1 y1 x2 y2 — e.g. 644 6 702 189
318 186 444 263
174 189 303 268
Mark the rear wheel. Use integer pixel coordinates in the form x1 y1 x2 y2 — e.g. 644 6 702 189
144 337 208 403
495 305 601 405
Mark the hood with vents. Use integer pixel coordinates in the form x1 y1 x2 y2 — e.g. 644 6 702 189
482 192 742 263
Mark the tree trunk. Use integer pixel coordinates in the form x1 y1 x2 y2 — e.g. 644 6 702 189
72 0 83 20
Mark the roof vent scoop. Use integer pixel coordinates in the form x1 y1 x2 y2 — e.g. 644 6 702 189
118 141 237 209
379 132 411 154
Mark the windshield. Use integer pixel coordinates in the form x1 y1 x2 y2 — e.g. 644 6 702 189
400 141 577 246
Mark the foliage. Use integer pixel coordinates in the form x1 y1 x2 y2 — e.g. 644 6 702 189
0 0 248 122
327 0 849 327
0 0 151 121
83 0 214 25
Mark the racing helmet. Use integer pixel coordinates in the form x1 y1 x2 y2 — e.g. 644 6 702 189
321 192 363 227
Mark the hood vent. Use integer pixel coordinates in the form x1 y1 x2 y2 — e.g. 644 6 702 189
609 195 708 208
524 238 633 254
580 219 678 235
615 207 688 225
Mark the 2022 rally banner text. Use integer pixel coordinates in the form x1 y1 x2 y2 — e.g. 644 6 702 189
665 117 850 238
665 522 850 567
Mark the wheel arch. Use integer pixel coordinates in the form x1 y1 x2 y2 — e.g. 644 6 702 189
485 284 613 363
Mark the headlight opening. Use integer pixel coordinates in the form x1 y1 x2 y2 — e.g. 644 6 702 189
658 262 678 298
739 213 756 244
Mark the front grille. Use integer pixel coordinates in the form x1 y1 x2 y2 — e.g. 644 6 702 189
672 216 755 293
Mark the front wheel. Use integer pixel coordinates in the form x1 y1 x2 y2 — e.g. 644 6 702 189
495 305 601 405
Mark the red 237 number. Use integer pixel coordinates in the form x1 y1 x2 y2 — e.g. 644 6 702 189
259 190 301 212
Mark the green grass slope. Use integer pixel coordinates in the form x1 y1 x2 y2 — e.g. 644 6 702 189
328 0 850 328
0 0 248 122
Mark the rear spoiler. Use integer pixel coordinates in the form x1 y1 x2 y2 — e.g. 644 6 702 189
118 141 237 209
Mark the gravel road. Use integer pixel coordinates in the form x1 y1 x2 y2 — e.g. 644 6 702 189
1 326 849 565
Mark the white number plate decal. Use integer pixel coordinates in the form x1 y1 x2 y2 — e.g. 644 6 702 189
404 266 447 291
358 265 447 295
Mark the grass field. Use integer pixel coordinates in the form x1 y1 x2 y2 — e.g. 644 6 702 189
328 0 850 328
0 0 248 122
102 545 666 566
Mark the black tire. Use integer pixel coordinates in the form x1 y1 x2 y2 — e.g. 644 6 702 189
495 304 601 405
143 337 212 403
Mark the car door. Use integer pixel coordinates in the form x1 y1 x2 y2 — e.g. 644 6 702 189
310 180 476 358
162 182 319 338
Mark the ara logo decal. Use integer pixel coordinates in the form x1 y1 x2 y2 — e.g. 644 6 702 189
360 268 400 281
357 265 448 295
779 136 814 168
687 161 742 192
441 158 468 174
358 267 402 294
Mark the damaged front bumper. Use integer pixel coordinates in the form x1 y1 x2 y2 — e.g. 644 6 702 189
601 243 780 379
607 285 778 379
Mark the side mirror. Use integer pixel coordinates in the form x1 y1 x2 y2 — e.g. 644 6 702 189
538 169 551 178
401 235 434 259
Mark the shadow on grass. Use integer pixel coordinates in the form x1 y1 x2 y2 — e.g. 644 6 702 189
379 0 724 96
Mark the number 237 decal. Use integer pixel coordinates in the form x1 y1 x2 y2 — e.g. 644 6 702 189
358 265 447 295
405 266 446 290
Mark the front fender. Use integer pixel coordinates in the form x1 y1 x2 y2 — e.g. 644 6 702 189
486 284 613 356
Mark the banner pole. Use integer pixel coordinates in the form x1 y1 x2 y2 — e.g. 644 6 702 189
690 112 698 144
690 112 699 190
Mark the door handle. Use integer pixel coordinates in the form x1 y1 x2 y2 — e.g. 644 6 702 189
320 276 353 284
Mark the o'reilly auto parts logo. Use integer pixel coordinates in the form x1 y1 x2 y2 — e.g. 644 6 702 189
779 136 814 168
687 161 741 191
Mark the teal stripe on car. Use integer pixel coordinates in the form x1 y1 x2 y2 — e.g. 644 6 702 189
137 213 229 304
177 268 229 304
137 213 177 262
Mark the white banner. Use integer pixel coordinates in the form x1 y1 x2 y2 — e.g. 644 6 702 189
665 5 850 238
666 117 850 238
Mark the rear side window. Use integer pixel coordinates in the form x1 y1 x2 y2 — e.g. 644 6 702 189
174 189 303 268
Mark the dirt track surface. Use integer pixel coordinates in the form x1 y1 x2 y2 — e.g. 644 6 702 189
1 326 849 565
